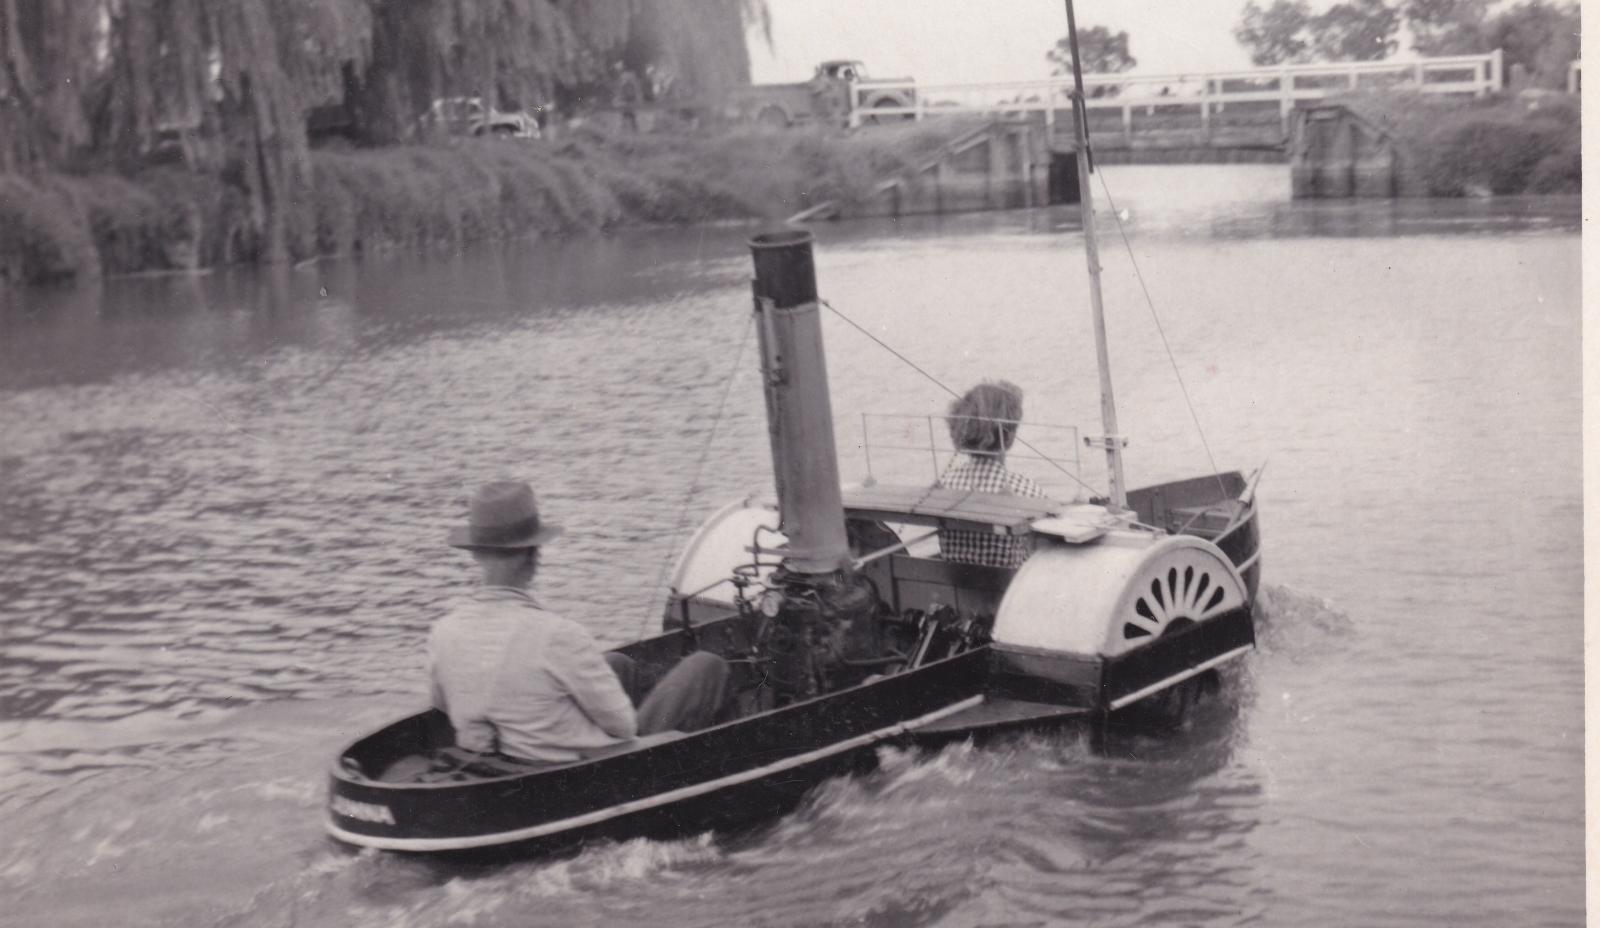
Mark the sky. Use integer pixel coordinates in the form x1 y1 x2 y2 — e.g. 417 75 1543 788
747 0 1432 85
748 0 1261 85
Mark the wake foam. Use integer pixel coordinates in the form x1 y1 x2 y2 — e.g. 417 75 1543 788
1252 583 1355 657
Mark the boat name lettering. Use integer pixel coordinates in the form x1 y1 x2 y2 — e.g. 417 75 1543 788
332 796 395 825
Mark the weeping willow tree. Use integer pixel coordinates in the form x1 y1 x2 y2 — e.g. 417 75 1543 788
85 0 373 260
352 0 766 142
622 0 765 96
0 0 101 172
1 0 765 262
348 0 584 144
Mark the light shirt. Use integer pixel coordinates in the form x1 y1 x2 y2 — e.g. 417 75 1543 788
936 455 1048 568
428 586 637 762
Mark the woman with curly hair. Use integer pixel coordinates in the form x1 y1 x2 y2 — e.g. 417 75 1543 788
937 380 1049 568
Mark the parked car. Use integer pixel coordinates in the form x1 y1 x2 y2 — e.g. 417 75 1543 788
419 97 539 139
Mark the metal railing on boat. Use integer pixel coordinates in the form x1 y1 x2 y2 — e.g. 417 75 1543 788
858 413 1083 497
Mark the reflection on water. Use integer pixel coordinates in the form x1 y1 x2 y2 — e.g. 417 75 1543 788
0 165 1583 927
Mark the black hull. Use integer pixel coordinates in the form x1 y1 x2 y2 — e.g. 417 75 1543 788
328 647 988 853
401 738 886 862
327 615 1254 857
988 606 1254 711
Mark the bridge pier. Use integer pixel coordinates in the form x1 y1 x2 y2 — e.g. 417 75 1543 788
1289 104 1417 198
1047 154 1081 204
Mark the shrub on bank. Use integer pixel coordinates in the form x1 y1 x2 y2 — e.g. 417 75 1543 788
69 175 171 275
1340 90 1580 197
1422 109 1573 196
3 99 1577 286
0 176 97 284
1527 142 1581 193
0 118 981 286
0 166 271 286
310 142 625 256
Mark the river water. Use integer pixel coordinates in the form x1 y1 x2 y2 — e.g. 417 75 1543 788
0 166 1582 927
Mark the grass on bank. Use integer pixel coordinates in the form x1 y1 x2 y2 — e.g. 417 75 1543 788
0 119 978 287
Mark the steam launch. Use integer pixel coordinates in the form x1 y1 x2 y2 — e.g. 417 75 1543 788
326 228 1260 855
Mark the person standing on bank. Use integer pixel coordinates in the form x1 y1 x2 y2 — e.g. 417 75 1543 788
430 480 729 763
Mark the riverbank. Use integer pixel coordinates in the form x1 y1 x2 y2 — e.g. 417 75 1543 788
0 120 978 288
3 96 1579 289
1338 89 1580 196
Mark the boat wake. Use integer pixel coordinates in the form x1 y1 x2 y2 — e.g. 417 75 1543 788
1251 582 1355 658
461 831 727 898
258 712 1260 928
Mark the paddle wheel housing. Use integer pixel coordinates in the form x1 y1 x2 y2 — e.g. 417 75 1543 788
989 533 1253 712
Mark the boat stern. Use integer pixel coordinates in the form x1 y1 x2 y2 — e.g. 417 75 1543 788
987 532 1254 713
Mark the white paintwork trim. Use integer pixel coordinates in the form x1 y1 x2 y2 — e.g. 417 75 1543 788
1029 516 1108 544
326 694 984 852
667 496 780 603
1107 645 1253 711
1235 548 1261 575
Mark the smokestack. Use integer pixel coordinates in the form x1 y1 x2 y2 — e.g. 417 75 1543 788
748 230 851 576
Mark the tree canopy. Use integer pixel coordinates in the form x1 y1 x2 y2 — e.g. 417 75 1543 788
1401 0 1578 80
1233 0 1316 65
1232 0 1579 87
1480 1 1580 88
1404 0 1491 55
1046 25 1137 77
1310 0 1401 60
1233 0 1400 64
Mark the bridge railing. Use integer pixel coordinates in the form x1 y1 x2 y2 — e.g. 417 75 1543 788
851 50 1503 135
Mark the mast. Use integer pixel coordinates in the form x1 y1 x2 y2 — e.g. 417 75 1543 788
1063 0 1128 512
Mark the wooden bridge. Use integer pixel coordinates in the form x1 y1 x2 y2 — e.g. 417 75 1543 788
851 51 1503 163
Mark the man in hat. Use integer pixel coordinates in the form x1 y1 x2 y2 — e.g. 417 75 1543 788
429 480 730 763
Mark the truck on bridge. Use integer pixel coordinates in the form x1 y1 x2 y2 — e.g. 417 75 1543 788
725 60 917 128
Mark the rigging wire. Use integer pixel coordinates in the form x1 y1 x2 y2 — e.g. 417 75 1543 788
820 298 1099 498
639 310 757 635
1091 171 1231 504
819 299 963 402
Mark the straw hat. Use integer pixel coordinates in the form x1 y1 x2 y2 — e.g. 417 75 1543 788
447 481 564 549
